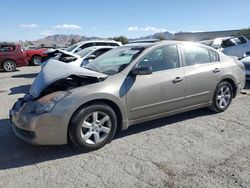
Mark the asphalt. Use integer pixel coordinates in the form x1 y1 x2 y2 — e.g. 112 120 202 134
0 66 250 188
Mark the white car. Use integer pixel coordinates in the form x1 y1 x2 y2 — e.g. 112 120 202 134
43 40 121 58
65 40 121 53
200 36 250 59
42 46 114 68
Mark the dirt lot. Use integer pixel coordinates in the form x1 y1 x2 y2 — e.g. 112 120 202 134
0 66 250 188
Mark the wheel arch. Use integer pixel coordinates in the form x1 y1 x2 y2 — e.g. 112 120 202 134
68 99 125 138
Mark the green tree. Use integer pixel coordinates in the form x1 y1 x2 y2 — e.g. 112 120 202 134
111 36 128 44
155 33 166 41
237 28 250 39
70 39 77 45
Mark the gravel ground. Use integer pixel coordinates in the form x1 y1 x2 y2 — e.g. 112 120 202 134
0 66 250 188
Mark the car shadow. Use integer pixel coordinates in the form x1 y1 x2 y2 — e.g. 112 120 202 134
0 69 20 73
9 85 31 95
0 108 213 170
11 73 38 78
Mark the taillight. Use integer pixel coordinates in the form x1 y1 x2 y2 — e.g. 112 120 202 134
235 60 245 71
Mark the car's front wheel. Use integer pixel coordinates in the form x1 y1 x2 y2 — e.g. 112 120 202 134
69 103 117 151
210 81 233 112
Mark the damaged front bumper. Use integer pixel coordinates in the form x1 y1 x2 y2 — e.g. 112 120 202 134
10 98 70 145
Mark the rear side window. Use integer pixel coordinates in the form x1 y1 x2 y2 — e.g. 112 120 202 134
108 43 119 46
78 43 95 51
96 42 109 46
182 44 211 66
209 50 220 62
0 45 15 52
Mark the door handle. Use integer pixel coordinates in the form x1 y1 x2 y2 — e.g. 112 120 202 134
173 77 184 84
213 68 221 73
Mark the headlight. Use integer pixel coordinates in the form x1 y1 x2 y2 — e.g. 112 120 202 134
28 91 70 114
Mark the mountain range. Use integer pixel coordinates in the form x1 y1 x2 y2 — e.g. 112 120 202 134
30 29 241 47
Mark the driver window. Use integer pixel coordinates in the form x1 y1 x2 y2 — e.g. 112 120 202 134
138 45 179 72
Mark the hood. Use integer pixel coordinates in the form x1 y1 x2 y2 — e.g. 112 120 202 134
29 59 108 98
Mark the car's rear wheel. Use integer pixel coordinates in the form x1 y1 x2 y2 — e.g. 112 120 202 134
210 81 233 112
69 103 117 151
31 55 42 66
3 60 16 72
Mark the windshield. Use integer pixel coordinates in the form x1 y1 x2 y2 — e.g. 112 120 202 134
65 43 79 52
76 48 93 58
85 46 145 75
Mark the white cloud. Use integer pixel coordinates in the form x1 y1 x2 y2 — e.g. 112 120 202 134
19 24 38 28
51 24 81 30
128 26 139 31
92 27 97 30
128 26 167 33
40 30 53 36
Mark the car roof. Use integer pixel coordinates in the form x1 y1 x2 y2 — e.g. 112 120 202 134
123 40 184 48
77 40 120 45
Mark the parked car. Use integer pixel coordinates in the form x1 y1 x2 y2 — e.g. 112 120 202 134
43 40 122 58
25 48 51 66
200 36 250 59
10 41 245 151
0 43 28 72
240 52 250 80
42 46 114 68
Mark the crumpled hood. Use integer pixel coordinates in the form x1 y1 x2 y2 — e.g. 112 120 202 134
29 59 108 98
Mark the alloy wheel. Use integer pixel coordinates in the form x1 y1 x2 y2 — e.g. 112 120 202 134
80 111 112 145
216 86 231 109
3 60 16 72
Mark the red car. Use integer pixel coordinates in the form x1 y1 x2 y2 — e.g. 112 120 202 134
0 43 28 72
25 48 49 66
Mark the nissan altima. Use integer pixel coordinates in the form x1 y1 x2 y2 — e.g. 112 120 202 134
10 41 245 151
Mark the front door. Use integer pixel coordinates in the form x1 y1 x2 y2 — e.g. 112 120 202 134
126 45 186 121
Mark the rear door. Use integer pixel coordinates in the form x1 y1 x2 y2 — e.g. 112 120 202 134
181 44 221 106
126 44 186 121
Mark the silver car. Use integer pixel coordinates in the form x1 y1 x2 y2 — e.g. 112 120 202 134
10 41 245 151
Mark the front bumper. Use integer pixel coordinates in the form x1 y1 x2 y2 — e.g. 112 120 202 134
10 99 70 145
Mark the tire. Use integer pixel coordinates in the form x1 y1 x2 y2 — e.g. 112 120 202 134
69 103 117 151
3 60 16 72
31 55 42 66
209 81 233 113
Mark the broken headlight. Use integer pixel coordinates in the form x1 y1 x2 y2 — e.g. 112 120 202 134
29 91 70 114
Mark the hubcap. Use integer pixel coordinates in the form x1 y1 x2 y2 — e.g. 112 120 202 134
4 61 15 71
216 86 231 109
33 57 41 65
80 111 111 145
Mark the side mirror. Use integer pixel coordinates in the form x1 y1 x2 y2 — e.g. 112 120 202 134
132 66 153 76
85 54 96 60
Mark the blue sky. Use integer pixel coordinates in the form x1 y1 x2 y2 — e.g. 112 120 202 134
0 0 250 41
